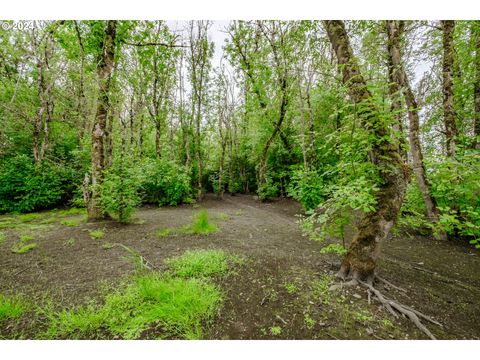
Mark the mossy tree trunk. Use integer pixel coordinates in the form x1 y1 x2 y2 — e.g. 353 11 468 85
324 20 409 282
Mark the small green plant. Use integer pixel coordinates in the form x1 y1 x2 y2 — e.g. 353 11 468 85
166 250 234 279
270 326 282 336
311 274 333 305
234 210 243 216
381 319 393 328
304 313 316 330
0 231 5 245
64 237 76 246
184 209 218 235
284 282 298 294
319 243 347 256
11 242 37 254
0 294 27 324
89 229 105 240
102 242 114 250
354 309 373 323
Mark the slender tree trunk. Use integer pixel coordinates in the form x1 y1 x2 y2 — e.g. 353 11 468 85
385 21 408 161
324 20 409 282
258 77 289 185
139 113 144 158
442 20 458 157
33 59 46 165
88 20 117 220
155 120 162 158
473 21 480 150
386 21 447 240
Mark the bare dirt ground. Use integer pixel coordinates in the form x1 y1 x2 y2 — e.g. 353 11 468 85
1 194 479 339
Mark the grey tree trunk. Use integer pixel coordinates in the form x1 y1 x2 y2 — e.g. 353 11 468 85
88 20 117 220
473 21 480 150
442 20 457 157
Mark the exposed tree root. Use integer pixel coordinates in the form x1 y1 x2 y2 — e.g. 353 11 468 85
329 276 442 340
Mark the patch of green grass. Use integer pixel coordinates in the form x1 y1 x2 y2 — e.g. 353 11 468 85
20 234 34 243
39 216 58 224
18 213 41 223
182 210 218 235
0 232 5 245
56 208 85 217
284 282 298 294
0 294 27 324
0 218 20 229
155 228 175 238
46 273 222 339
234 210 243 216
11 242 37 254
270 326 282 336
60 218 83 227
166 249 240 279
89 229 105 240
64 238 76 246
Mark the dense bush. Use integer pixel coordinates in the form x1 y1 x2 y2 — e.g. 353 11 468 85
287 166 325 211
137 158 193 206
100 160 141 223
428 152 480 246
0 155 80 214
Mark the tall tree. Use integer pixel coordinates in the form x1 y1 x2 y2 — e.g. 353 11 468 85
187 21 213 200
473 21 480 150
324 20 408 281
441 20 458 157
385 20 445 237
86 20 117 220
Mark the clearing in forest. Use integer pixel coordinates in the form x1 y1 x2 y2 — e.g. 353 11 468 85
1 195 479 340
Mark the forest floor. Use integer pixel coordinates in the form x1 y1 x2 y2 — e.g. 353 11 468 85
1 194 479 339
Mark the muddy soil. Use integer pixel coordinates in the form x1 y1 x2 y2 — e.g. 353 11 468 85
1 194 479 339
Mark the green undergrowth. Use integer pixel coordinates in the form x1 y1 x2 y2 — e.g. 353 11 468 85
0 208 86 230
11 233 37 254
1 249 244 339
45 273 222 339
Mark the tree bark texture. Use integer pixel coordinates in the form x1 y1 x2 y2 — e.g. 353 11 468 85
88 20 117 220
324 20 409 281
